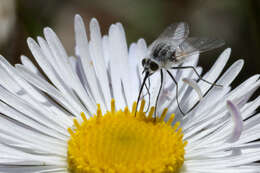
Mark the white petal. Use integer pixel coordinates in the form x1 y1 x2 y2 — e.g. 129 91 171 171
89 18 111 109
182 78 203 100
226 100 243 143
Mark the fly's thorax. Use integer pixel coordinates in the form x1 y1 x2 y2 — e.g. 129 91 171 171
151 54 179 69
150 42 179 68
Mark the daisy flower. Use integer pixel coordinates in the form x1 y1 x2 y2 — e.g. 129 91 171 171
0 15 259 173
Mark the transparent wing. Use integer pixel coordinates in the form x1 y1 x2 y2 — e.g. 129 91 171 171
149 22 190 52
158 22 189 41
175 37 225 58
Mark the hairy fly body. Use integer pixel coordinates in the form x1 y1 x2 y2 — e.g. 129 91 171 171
136 22 225 117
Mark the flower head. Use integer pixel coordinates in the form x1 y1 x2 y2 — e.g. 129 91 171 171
0 15 259 173
68 100 186 172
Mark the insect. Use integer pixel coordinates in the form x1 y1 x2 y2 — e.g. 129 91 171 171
136 22 225 117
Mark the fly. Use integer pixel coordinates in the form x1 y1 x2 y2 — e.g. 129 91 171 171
136 22 225 117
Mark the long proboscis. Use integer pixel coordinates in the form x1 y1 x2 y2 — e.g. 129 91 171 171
135 71 149 116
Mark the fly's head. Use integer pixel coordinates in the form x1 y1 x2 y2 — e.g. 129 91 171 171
141 58 159 75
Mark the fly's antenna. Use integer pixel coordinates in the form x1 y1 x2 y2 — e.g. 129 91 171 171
166 70 186 116
154 70 164 119
135 71 149 116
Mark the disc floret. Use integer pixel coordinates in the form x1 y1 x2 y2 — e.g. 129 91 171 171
67 100 187 173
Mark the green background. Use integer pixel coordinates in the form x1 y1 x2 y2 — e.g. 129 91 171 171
1 0 259 93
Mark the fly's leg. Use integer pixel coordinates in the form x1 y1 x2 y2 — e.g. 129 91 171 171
171 66 222 87
154 70 164 120
135 72 149 116
166 70 186 116
170 66 221 115
144 80 151 113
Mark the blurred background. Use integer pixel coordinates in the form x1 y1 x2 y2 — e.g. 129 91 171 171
0 0 259 91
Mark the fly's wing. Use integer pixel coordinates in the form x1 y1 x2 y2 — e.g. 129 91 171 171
175 37 225 60
148 22 190 53
158 22 189 41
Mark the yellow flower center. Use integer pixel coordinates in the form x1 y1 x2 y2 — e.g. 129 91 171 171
67 99 187 173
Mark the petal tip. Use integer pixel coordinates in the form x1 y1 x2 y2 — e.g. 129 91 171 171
90 17 99 26
27 37 36 46
226 100 243 143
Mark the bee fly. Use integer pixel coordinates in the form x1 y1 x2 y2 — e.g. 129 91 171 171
136 22 225 117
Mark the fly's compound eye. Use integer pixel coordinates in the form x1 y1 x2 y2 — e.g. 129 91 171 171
150 61 159 71
142 59 147 67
